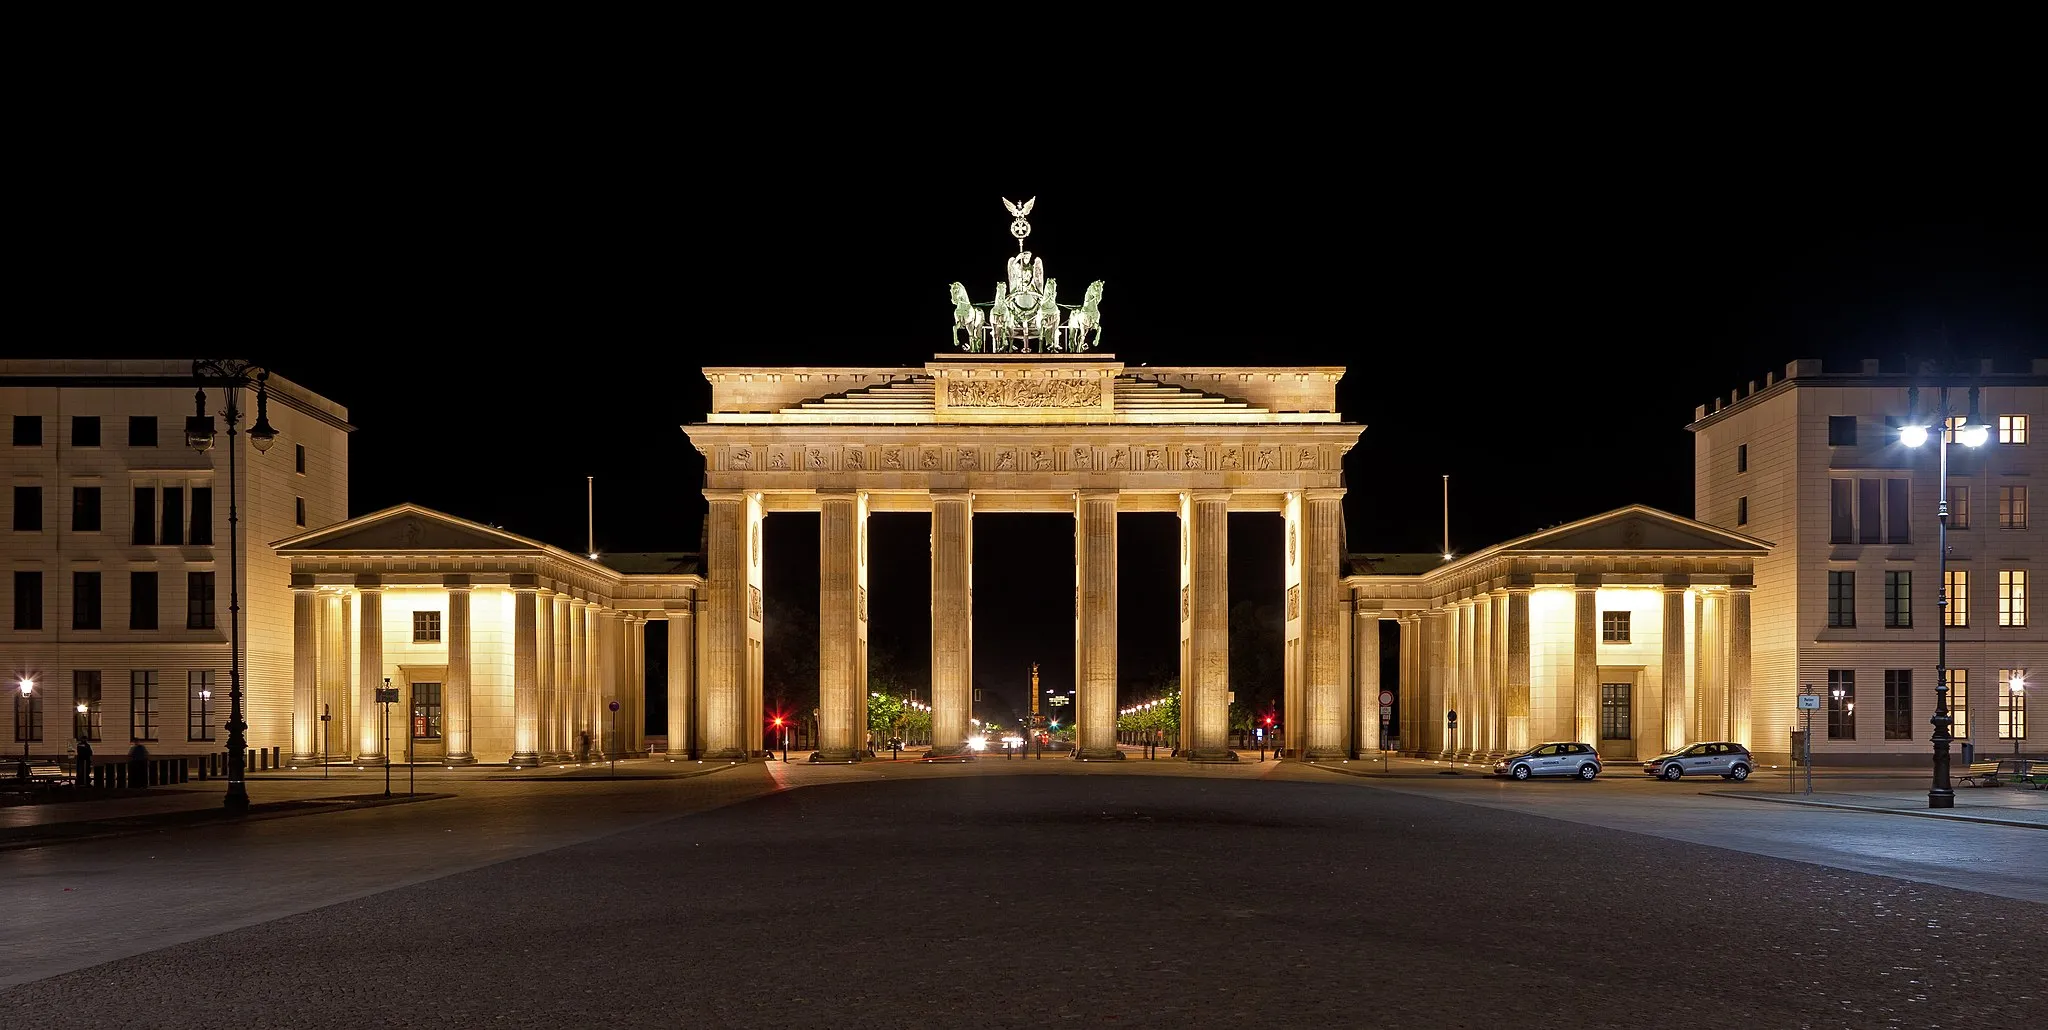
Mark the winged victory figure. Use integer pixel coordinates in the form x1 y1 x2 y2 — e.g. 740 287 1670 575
1003 196 1035 217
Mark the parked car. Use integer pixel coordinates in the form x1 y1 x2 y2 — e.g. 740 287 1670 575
1494 742 1602 781
1643 741 1754 781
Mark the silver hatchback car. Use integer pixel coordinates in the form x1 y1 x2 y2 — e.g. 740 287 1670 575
1643 741 1754 781
1494 742 1602 781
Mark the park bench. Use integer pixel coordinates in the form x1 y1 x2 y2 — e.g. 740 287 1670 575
1956 759 2010 787
2012 760 2048 789
13 761 73 787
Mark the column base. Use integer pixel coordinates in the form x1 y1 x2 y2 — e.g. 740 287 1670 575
290 751 320 765
1072 747 1125 761
1184 748 1239 763
1302 748 1349 763
355 755 388 767
510 751 541 766
442 754 478 766
700 747 748 761
809 749 859 764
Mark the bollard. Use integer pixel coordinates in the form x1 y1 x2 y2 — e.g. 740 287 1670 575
180 758 190 783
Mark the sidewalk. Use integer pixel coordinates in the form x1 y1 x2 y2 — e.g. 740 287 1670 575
1701 784 2048 829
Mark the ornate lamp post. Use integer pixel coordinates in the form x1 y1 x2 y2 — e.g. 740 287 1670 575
2011 672 2027 762
1899 385 1990 809
187 359 279 811
16 678 31 760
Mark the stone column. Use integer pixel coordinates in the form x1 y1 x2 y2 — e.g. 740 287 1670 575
667 600 693 757
1185 491 1235 760
1662 576 1689 754
1474 591 1493 758
1398 616 1417 753
356 583 385 764
929 491 973 757
512 586 540 766
292 584 319 762
551 593 571 761
338 593 353 760
1074 490 1123 760
568 598 589 758
693 593 710 755
1491 590 1509 756
444 581 475 764
586 605 605 758
1573 575 1599 745
1456 599 1476 759
1355 604 1381 753
1301 489 1346 761
315 591 345 765
1507 586 1532 752
1438 604 1460 759
536 589 556 761
816 493 863 762
1698 590 1725 741
701 494 749 760
629 615 646 754
1727 583 1753 748
1423 609 1446 756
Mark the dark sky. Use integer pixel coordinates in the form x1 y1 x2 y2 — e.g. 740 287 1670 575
28 96 2046 718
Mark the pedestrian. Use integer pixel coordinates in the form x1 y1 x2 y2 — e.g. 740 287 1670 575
577 729 591 763
128 741 150 789
75 737 93 788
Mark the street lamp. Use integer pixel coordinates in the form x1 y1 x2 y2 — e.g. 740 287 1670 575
1899 384 1990 809
188 359 279 812
17 678 32 760
2011 672 2027 761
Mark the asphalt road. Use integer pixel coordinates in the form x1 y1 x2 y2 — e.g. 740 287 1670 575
2 764 2042 1028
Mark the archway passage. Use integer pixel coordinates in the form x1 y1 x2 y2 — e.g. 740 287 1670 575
1228 514 1285 754
1116 513 1179 755
969 514 1073 757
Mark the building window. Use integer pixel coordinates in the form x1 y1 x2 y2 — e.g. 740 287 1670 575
1944 570 1969 627
13 690 41 744
412 682 443 739
295 496 306 528
73 571 101 630
76 670 102 741
296 444 306 474
1884 571 1912 628
72 416 100 448
1737 444 1748 473
1601 610 1630 643
1998 570 2027 627
72 487 101 532
1827 670 1856 740
1949 485 1971 529
1857 479 1882 544
1884 670 1913 740
1997 669 2028 740
128 416 158 447
188 671 214 741
130 670 158 741
1943 415 1967 445
187 571 216 630
1946 670 1969 739
12 485 41 532
1737 496 1749 526
130 571 158 630
1998 414 2029 445
160 486 183 546
1828 415 1857 446
1830 480 1853 543
132 487 155 545
1599 682 1631 740
13 570 42 630
413 610 442 643
190 487 212 546
12 415 42 446
1827 571 1855 628
1998 485 2028 529
1884 479 1909 542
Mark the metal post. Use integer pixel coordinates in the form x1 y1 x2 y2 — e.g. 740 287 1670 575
1930 395 1955 809
321 703 329 778
382 697 391 798
224 385 248 810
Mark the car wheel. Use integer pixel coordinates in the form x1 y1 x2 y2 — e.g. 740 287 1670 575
1661 764 1683 781
1511 764 1531 781
1577 763 1598 780
1729 763 1750 782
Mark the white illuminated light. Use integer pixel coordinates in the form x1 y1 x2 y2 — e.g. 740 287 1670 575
1959 423 1990 448
1900 425 1929 448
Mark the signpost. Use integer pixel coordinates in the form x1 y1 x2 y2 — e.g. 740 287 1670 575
320 704 331 779
608 699 621 779
1797 687 1820 794
375 679 399 798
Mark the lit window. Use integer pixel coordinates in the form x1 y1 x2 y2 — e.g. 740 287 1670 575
1943 415 1966 444
1827 669 1856 740
1998 570 2027 627
1948 484 1970 529
1945 670 1968 739
1944 570 1969 627
414 610 442 643
1998 414 2029 445
1997 669 2028 740
188 670 215 741
1601 610 1630 643
1998 485 2028 529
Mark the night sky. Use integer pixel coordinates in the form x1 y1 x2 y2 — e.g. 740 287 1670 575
33 119 2046 722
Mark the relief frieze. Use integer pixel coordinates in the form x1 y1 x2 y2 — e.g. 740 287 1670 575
945 378 1102 408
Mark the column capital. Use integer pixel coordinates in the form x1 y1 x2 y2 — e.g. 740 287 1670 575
1301 487 1346 502
1729 575 1755 592
513 584 540 595
1662 573 1690 591
1186 489 1232 504
1075 488 1120 501
1506 584 1533 595
353 574 383 590
292 582 319 595
816 490 862 504
929 489 972 505
443 574 472 591
1573 572 1601 591
702 490 750 504
569 596 590 609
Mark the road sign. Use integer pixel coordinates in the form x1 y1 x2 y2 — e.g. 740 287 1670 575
1797 694 1820 710
1447 709 1458 727
1379 691 1394 707
1379 705 1393 719
609 700 621 712
375 687 399 704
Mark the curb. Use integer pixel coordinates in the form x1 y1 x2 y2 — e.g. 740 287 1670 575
0 791 454 852
1698 790 2048 830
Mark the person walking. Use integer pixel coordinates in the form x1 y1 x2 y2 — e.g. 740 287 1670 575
127 741 150 789
75 737 93 788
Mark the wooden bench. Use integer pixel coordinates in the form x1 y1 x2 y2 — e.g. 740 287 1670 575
2013 761 2048 789
13 761 73 787
1957 759 2010 787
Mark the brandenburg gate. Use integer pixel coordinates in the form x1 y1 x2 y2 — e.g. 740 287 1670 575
684 198 1364 763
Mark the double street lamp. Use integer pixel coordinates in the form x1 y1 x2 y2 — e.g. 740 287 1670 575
16 678 31 760
187 359 278 811
1898 384 1990 810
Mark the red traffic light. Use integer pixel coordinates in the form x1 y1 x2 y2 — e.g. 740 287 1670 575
1263 715 1274 725
772 716 784 727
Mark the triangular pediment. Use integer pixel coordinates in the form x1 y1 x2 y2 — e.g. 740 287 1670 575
274 504 546 554
1501 505 1770 555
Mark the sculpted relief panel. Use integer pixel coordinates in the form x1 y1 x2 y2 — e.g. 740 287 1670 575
945 378 1102 408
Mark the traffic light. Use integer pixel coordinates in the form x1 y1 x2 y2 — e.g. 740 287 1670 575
772 716 784 728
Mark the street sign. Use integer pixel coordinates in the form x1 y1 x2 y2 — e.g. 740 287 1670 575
1447 709 1458 727
609 700 621 712
1049 695 1070 706
1378 691 1394 707
375 687 399 704
1379 705 1393 719
1797 694 1820 710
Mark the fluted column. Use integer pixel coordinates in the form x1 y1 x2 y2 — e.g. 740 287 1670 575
292 585 319 762
1662 577 1689 754
568 598 589 758
586 604 605 757
1698 590 1725 741
1074 490 1123 760
1397 615 1417 753
1298 489 1345 761
666 601 693 756
1355 604 1381 753
444 582 475 764
1455 599 1476 759
1473 591 1493 758
551 593 571 760
1727 584 1753 748
815 493 863 762
1573 576 1599 745
1185 491 1234 760
1423 609 1447 756
1491 590 1509 757
1507 586 1532 752
629 615 646 754
512 586 540 765
536 589 556 761
702 494 748 759
313 591 345 764
929 491 973 757
356 584 385 764
1438 605 1460 759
